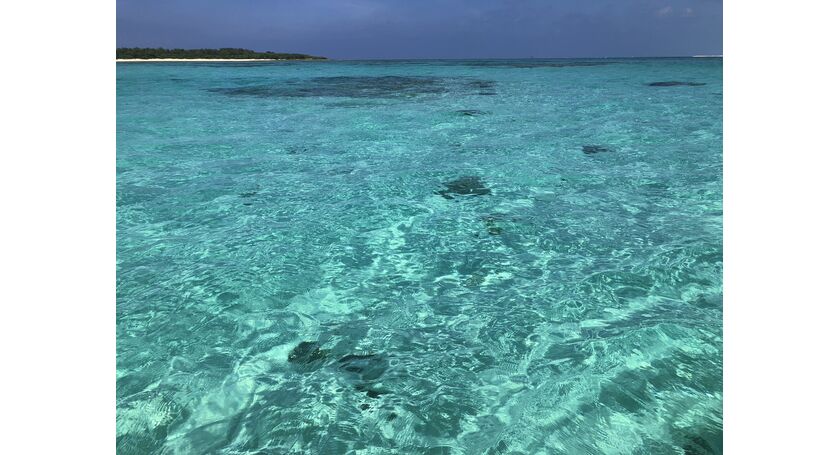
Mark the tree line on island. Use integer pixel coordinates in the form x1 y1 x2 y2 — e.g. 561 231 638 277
116 48 326 60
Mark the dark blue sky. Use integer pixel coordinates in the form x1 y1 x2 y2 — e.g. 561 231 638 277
116 0 722 59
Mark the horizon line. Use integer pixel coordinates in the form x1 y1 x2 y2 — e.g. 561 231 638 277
114 47 722 60
115 55 723 61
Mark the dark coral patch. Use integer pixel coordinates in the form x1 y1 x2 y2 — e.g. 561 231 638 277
354 384 390 399
288 341 328 365
338 354 388 381
210 76 498 99
647 81 706 87
455 109 489 116
480 214 505 235
582 145 612 155
437 176 492 199
682 432 723 455
209 76 446 99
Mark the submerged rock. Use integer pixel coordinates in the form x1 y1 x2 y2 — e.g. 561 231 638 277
486 226 503 235
354 384 390 399
582 145 612 155
437 176 492 199
682 431 723 455
455 109 488 116
288 345 390 399
287 341 329 365
463 272 487 287
480 214 504 235
337 354 388 381
647 81 706 87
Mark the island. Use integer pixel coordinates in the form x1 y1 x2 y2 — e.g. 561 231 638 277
116 48 327 62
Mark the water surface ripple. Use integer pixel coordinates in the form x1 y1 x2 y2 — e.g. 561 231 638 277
117 58 722 454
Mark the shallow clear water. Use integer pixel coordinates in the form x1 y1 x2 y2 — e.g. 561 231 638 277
117 58 722 454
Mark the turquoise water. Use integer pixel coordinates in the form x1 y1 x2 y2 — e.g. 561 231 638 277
117 58 722 454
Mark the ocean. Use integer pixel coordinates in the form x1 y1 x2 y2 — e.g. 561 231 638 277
117 58 722 454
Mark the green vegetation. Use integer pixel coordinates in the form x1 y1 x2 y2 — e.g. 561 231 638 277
116 48 326 60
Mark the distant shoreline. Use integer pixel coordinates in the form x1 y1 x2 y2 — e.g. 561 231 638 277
116 56 721 63
116 58 324 62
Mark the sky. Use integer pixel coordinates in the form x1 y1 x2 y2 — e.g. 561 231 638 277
116 0 722 59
